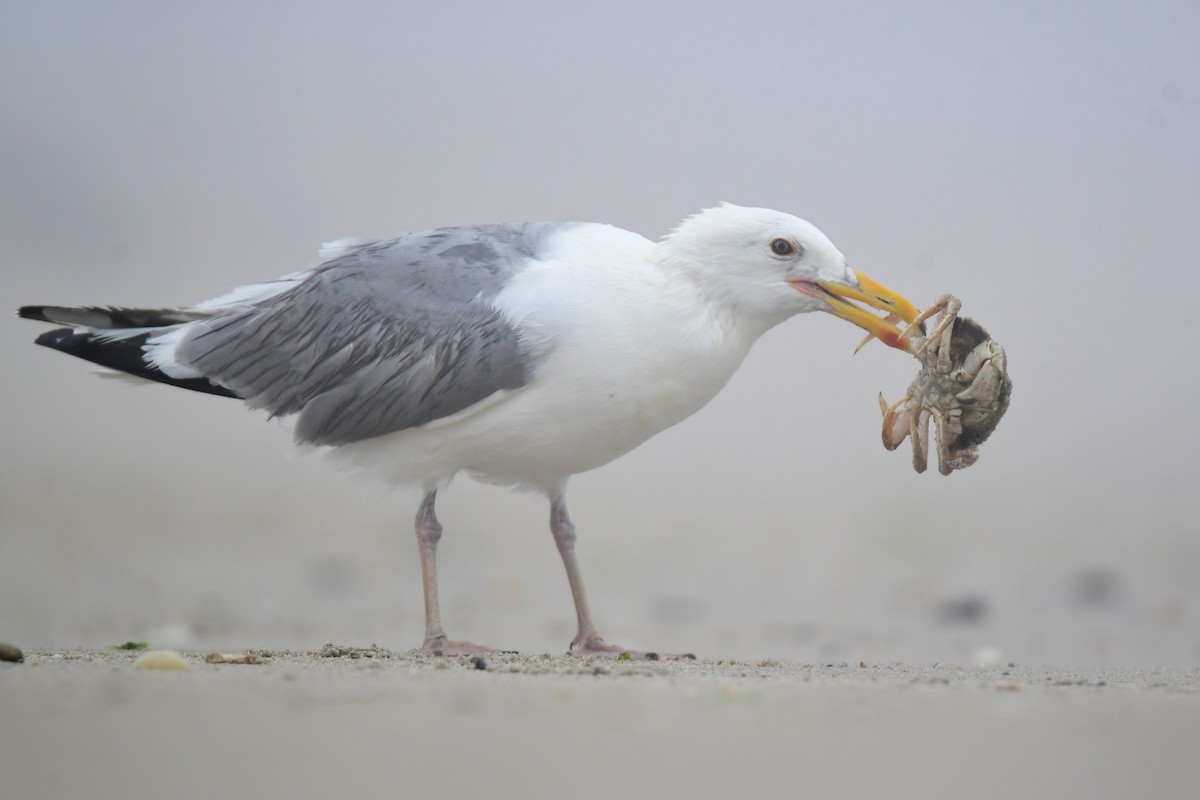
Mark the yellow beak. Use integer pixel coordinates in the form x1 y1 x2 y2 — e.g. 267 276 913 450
789 271 920 353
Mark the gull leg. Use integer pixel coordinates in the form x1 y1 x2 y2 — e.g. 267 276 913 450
549 494 693 661
549 495 606 653
415 491 496 656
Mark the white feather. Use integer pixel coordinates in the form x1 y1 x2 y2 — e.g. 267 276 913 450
91 326 162 342
319 237 376 261
192 269 312 313
91 365 153 385
144 325 202 379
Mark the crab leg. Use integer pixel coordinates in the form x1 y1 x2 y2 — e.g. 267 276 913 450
936 312 955 372
901 294 962 359
912 407 931 473
930 408 954 476
955 343 1008 404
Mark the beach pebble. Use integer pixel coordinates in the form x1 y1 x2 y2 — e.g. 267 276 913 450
935 595 989 625
973 646 1005 668
0 643 24 663
205 652 262 665
133 650 192 671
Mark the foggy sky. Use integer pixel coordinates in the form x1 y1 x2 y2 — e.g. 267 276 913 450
2 1 1198 663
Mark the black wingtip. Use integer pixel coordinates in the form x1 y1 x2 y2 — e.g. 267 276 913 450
18 305 52 322
33 326 76 349
20 305 209 328
28 325 239 400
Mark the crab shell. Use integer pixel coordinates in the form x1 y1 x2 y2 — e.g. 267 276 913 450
881 312 1011 475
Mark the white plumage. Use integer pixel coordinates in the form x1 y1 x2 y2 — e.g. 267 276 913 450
21 203 919 658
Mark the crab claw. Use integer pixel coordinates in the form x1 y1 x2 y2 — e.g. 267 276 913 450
879 392 911 451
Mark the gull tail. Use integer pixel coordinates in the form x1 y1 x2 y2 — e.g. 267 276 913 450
18 305 238 398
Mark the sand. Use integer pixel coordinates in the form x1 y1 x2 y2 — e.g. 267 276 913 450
2 647 1197 800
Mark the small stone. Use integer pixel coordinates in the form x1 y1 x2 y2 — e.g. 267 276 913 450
973 646 1005 667
472 656 488 670
0 643 24 663
133 650 191 671
1071 569 1122 608
204 652 262 665
935 595 989 625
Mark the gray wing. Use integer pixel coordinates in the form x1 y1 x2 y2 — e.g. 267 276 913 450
177 222 577 446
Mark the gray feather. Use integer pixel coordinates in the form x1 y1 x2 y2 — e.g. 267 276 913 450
177 223 576 446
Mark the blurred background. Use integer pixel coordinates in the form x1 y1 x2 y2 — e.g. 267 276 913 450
2 0 1197 666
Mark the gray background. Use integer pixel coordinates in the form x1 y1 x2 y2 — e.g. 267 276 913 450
3 0 1198 666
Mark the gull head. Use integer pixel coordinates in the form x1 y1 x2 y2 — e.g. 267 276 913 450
655 203 919 350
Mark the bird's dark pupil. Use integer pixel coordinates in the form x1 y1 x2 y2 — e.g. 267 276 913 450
772 239 792 255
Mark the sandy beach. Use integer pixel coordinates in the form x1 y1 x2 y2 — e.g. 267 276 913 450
2 647 1197 800
4 4 1200 800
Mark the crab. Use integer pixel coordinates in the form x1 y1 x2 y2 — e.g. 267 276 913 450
876 294 1011 475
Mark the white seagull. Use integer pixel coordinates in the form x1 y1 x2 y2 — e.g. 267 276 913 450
20 203 919 658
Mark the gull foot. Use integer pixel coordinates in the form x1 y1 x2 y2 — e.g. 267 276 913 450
569 635 696 661
422 637 499 657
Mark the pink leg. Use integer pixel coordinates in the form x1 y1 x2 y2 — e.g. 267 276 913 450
415 491 496 656
550 494 693 660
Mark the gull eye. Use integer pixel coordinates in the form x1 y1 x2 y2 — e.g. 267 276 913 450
770 238 797 257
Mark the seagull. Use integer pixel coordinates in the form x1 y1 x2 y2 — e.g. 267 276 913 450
19 203 919 658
